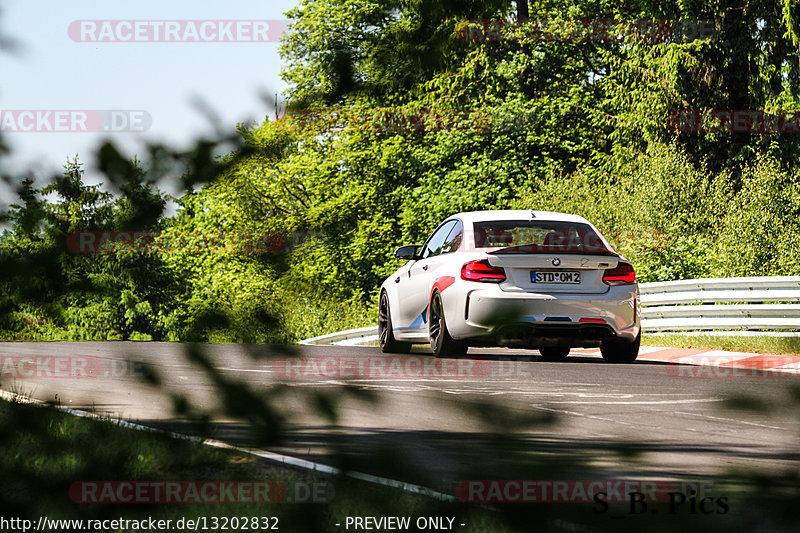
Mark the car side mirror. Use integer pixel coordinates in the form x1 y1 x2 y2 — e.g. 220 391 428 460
394 245 422 260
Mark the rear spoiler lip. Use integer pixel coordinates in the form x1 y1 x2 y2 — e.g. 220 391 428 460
485 245 619 257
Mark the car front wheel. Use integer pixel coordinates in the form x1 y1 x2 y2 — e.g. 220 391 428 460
429 291 468 357
600 332 640 363
379 292 412 353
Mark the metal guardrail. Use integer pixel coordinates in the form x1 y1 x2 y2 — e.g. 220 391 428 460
299 326 378 346
640 276 800 333
299 277 800 345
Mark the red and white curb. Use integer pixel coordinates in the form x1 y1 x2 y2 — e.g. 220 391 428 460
572 346 800 376
301 328 800 376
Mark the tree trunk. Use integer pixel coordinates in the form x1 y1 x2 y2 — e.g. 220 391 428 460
517 0 529 22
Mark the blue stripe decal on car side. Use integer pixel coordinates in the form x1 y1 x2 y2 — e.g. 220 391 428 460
394 308 428 331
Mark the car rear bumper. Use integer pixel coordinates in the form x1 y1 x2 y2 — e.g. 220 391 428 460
454 287 639 347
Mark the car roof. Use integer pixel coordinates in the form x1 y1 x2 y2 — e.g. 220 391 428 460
448 210 590 224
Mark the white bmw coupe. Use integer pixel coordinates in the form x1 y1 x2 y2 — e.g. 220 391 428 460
378 210 640 362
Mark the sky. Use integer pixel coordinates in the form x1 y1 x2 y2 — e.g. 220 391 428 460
0 0 299 196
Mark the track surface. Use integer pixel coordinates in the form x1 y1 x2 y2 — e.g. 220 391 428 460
1 342 798 492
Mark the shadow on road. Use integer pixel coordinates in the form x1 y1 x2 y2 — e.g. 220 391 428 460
134 419 800 492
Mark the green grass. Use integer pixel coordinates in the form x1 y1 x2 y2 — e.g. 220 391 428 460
642 334 800 356
0 398 508 532
275 293 377 343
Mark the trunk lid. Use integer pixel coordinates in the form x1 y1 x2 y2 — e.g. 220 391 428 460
486 252 619 294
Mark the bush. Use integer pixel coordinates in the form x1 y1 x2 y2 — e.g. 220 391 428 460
711 158 800 277
514 143 734 282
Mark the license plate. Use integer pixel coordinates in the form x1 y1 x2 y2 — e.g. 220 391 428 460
531 271 581 284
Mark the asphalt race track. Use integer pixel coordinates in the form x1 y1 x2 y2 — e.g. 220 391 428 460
1 342 798 493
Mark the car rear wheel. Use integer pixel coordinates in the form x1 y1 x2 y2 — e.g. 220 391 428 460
379 292 412 353
429 291 468 357
539 347 570 361
600 332 640 363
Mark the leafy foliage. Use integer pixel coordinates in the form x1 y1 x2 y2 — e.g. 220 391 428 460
4 0 800 341
5 6 800 532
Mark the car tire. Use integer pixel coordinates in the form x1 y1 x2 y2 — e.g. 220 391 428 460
539 347 570 362
379 292 412 353
429 291 468 357
600 332 640 363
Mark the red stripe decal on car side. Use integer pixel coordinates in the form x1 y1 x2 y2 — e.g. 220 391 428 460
433 276 456 294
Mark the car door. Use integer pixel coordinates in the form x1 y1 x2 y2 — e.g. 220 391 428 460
395 220 457 333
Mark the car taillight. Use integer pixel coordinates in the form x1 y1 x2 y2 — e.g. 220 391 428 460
603 262 636 285
461 259 506 283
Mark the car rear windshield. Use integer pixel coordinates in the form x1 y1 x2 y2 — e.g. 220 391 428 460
474 220 614 255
